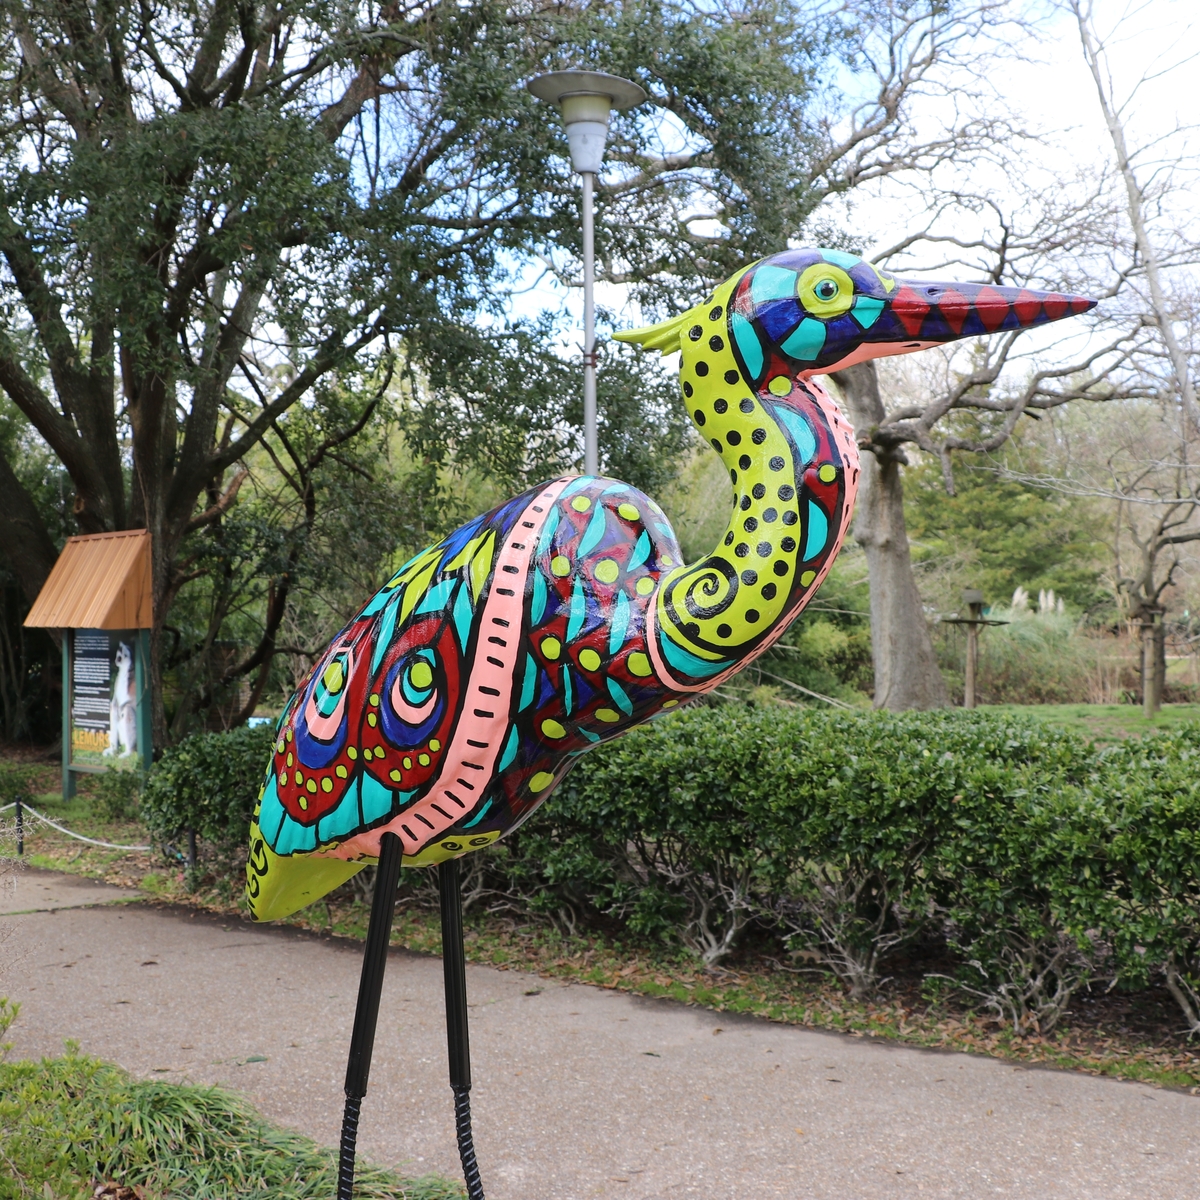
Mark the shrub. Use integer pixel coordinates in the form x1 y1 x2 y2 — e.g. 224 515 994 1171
140 725 275 861
93 767 140 821
0 762 39 805
536 705 792 963
930 776 1112 1035
761 710 1094 997
1092 726 1200 1035
515 706 1097 990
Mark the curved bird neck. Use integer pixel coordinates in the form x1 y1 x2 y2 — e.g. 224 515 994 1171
650 270 859 688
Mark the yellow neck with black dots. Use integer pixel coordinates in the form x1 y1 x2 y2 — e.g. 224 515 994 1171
655 270 815 667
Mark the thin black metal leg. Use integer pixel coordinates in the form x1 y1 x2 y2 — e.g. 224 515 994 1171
337 832 404 1200
439 857 485 1200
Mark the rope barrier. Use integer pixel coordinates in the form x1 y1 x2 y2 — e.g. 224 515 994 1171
10 803 152 852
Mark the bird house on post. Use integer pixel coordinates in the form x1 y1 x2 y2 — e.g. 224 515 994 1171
942 588 1007 709
24 530 154 800
961 589 984 709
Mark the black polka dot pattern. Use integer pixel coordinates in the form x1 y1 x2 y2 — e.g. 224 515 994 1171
735 543 749 558
739 398 754 413
756 541 772 557
741 569 758 584
763 507 778 522
711 438 722 453
751 428 766 444
739 454 751 470
717 622 732 638
709 335 724 352
724 369 739 384
782 510 798 526
778 484 795 500
761 582 777 600
744 517 758 531
752 483 766 499
781 536 796 552
695 410 706 425
770 456 785 471
710 306 724 321
739 495 752 511
727 430 742 445
689 324 703 341
746 608 760 623
695 361 708 376
773 560 788 576
714 398 728 414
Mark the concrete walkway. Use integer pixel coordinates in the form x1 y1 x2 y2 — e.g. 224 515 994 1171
3 867 1197 1199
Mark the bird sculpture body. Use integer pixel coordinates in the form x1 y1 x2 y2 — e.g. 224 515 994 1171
244 247 1094 1200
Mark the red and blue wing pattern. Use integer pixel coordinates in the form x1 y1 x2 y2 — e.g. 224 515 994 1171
252 475 684 872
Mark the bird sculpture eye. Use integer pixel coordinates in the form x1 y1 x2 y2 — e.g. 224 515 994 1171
797 263 855 318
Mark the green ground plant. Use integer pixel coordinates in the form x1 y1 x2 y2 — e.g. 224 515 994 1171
0 1048 460 1199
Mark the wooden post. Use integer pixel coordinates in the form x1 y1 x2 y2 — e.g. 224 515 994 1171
61 630 75 800
962 589 984 710
136 629 154 778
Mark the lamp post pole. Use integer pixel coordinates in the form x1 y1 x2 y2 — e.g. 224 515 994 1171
527 70 646 477
581 168 598 474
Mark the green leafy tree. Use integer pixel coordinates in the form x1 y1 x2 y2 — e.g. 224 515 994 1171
905 449 1106 612
0 0 1014 740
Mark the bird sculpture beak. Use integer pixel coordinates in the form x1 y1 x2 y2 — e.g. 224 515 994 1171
814 278 1098 375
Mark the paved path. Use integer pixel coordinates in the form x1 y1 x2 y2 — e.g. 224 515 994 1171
3 868 1198 1199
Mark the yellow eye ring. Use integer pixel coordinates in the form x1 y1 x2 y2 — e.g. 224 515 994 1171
798 264 855 318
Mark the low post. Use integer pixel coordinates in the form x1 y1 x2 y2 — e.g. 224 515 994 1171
941 589 1006 710
963 589 984 710
14 794 22 856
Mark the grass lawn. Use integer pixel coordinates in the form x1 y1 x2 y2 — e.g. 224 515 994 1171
979 701 1200 742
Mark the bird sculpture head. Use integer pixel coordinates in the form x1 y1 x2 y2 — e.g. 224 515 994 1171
615 246 1096 380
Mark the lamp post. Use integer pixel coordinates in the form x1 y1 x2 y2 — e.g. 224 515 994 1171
527 70 646 476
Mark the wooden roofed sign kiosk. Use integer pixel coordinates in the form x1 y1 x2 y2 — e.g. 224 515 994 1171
24 530 154 799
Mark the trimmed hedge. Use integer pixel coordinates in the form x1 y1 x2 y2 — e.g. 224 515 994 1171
143 709 1200 1037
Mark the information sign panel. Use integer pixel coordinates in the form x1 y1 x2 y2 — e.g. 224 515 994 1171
69 628 143 771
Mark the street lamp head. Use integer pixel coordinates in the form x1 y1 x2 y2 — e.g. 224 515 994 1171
527 70 647 174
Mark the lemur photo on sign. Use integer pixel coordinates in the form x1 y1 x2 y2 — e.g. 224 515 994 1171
70 629 141 770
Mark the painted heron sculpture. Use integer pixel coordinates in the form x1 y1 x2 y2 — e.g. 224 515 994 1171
245 248 1095 1199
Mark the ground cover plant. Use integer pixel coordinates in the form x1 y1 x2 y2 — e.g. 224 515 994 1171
0 1039 461 1199
8 706 1200 1092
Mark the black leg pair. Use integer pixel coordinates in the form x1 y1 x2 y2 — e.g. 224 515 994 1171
337 833 484 1200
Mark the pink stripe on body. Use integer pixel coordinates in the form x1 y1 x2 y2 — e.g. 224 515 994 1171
328 477 573 861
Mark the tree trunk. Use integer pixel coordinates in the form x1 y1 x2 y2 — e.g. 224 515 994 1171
1141 611 1165 718
830 362 949 710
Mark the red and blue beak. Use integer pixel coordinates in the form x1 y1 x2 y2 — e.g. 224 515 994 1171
885 280 1097 342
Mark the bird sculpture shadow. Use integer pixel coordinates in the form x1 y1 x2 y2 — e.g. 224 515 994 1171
245 248 1094 1200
